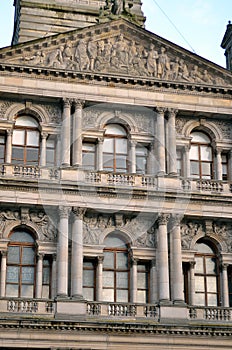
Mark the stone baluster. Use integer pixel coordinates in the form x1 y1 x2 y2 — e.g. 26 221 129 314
155 107 166 175
71 207 86 298
167 109 178 175
170 215 185 303
61 99 71 166
0 251 7 297
57 206 71 297
157 214 170 302
40 133 48 167
6 130 13 164
35 253 44 298
72 100 85 167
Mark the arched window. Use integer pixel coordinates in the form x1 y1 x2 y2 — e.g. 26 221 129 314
103 233 129 302
194 239 219 306
12 116 40 165
189 131 213 179
6 229 36 298
103 124 128 173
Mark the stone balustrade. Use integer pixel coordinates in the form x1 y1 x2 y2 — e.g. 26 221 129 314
0 165 232 195
4 298 55 315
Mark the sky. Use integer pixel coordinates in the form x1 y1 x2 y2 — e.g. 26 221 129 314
0 0 231 68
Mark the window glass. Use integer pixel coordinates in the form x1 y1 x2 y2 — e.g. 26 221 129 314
0 134 5 162
190 131 213 179
191 132 211 143
83 259 96 301
12 130 25 145
189 145 199 160
105 124 127 136
15 116 39 127
27 130 40 146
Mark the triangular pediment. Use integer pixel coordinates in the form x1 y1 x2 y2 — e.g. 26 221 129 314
0 19 232 89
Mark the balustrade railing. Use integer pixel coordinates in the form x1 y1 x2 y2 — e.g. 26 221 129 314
14 165 41 178
107 173 135 186
8 299 38 313
189 306 231 321
196 180 223 192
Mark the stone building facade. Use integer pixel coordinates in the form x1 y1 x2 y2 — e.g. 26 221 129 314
0 1 232 349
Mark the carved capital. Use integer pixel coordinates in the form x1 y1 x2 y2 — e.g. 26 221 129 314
167 108 178 118
41 132 48 140
37 253 44 260
221 263 229 271
98 255 104 263
129 140 137 148
157 213 170 226
6 129 13 136
1 251 7 258
171 214 182 226
62 98 71 109
73 207 86 220
73 99 85 109
58 206 71 219
98 137 104 144
131 257 138 266
155 107 166 116
190 261 196 269
52 253 57 261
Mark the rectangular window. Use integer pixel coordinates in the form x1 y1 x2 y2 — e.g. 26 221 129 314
46 137 56 166
0 134 5 163
222 153 228 181
82 143 96 170
137 262 150 303
83 259 96 301
176 149 183 176
136 145 148 174
42 256 52 299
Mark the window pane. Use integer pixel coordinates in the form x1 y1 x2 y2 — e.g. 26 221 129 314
103 154 113 169
43 266 50 285
137 290 146 303
138 273 147 289
6 284 18 297
191 132 210 143
42 285 50 299
103 138 114 152
15 116 39 127
195 292 205 306
190 145 199 160
116 289 128 302
195 257 204 273
83 288 94 301
12 130 25 145
116 272 128 288
46 149 55 165
104 235 127 248
27 131 39 146
12 146 24 161
136 156 146 173
21 284 34 298
22 247 35 264
102 288 114 302
201 162 211 175
195 276 205 292
116 252 128 269
206 257 216 274
103 252 114 268
190 161 199 175
7 246 20 264
26 148 39 163
82 153 95 169
105 124 126 136
0 144 5 161
6 266 19 283
116 156 127 169
115 139 127 154
207 276 217 292
10 231 34 243
22 267 34 283
83 270 94 287
207 293 217 306
103 271 114 287
201 146 212 161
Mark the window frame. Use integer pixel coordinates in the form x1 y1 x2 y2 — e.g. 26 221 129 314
190 131 213 180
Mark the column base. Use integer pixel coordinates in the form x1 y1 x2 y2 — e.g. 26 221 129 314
71 294 84 300
173 299 186 305
56 294 69 300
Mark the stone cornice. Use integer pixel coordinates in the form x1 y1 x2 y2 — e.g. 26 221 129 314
0 63 231 96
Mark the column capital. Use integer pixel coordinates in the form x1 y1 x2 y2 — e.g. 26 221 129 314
155 107 166 115
129 140 137 147
190 261 196 269
62 98 72 108
216 147 223 155
41 132 48 139
130 257 138 266
72 207 86 219
73 99 85 109
37 253 44 260
98 255 104 263
52 253 57 261
98 137 104 144
221 263 229 271
58 206 71 219
1 251 7 257
6 129 13 136
157 213 170 226
167 108 178 118
171 214 182 226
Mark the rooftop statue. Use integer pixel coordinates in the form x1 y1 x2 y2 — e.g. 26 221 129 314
99 0 139 25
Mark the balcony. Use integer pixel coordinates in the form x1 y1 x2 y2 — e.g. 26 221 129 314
0 164 231 196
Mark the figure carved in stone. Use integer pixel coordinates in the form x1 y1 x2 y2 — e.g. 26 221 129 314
111 0 124 15
75 39 90 71
189 65 203 83
178 59 190 81
0 210 20 236
170 57 180 80
87 38 98 71
181 222 204 249
24 51 45 65
30 211 56 241
157 47 170 79
145 43 158 77
46 46 64 68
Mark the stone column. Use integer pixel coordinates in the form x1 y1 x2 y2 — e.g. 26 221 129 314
61 99 71 166
96 256 103 301
57 206 71 297
170 215 185 303
157 214 170 302
130 140 137 173
148 144 155 175
97 138 104 171
167 109 178 175
56 135 61 166
40 133 48 167
184 145 190 178
216 147 223 181
0 251 7 297
189 262 196 305
155 107 166 175
51 254 57 298
36 253 43 298
130 258 137 303
6 130 13 164
72 100 85 167
150 259 158 303
221 263 229 307
71 207 86 298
